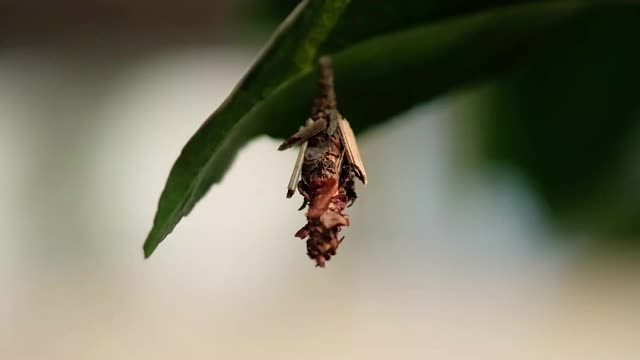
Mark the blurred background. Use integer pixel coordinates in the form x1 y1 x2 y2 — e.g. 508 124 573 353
1 1 639 359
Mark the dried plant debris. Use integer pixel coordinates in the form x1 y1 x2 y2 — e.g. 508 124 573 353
278 56 367 267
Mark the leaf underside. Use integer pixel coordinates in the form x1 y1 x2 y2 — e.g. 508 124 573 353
143 0 639 258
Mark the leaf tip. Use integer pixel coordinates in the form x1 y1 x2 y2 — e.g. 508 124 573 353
143 238 157 259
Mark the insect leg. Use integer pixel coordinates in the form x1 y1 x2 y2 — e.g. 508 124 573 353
298 198 308 211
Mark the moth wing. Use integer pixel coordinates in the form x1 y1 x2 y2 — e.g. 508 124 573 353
337 116 367 185
286 120 313 198
278 118 327 151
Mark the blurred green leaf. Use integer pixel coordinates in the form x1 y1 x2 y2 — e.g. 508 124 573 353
143 0 639 258
480 6 640 242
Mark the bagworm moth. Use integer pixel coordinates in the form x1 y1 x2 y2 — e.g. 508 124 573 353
278 56 366 267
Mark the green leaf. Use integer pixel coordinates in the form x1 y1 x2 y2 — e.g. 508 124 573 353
143 0 639 258
480 5 640 242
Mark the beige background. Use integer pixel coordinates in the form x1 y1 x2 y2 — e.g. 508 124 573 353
1 40 639 360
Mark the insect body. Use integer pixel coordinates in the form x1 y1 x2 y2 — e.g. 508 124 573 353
278 56 366 267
